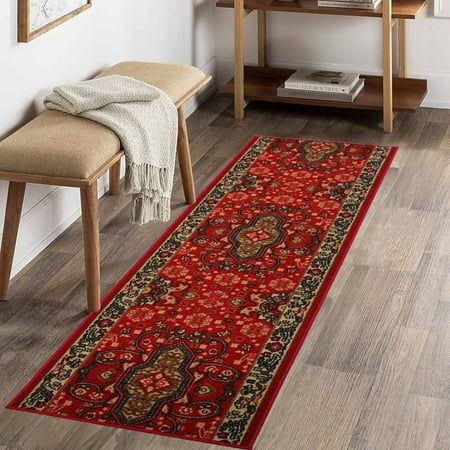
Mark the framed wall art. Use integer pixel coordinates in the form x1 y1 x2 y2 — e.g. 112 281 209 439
18 0 92 43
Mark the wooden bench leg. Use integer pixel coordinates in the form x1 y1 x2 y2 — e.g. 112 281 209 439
109 159 121 195
80 181 101 313
177 107 196 205
0 182 26 300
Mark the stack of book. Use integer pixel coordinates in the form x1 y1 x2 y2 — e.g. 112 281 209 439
277 69 365 103
317 0 382 10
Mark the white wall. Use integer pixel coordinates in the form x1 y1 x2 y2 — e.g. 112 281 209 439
215 3 450 108
0 0 217 276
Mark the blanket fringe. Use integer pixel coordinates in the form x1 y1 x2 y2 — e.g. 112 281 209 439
130 195 171 224
125 164 171 224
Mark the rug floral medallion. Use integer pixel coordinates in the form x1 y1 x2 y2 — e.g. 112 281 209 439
8 136 397 449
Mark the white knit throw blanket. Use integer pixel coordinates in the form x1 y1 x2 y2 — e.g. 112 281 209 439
44 75 178 224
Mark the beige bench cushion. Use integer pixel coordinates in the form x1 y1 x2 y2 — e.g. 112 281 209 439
0 62 210 180
99 62 210 107
0 111 121 180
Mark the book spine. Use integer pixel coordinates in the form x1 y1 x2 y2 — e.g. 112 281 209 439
327 0 377 3
278 80 364 102
318 1 378 8
278 88 354 102
283 82 351 93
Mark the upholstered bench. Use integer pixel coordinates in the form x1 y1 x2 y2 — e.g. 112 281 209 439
0 62 211 312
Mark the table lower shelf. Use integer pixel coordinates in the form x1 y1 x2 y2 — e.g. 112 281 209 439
217 66 427 112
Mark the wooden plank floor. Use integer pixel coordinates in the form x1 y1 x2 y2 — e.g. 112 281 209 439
0 97 449 450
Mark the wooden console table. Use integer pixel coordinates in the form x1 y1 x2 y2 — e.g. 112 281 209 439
216 0 428 133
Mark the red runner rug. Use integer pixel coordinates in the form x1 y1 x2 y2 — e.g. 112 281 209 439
7 136 397 449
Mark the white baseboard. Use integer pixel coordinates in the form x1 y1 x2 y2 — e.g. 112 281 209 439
216 57 450 109
6 57 218 278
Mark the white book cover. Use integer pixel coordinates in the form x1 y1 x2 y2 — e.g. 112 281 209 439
326 0 378 3
278 78 365 103
284 69 360 94
318 0 381 9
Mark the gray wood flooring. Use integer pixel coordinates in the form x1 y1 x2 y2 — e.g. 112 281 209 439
0 97 449 450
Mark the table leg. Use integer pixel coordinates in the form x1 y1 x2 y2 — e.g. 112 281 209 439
383 0 393 133
258 10 266 67
234 0 245 120
398 19 407 78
